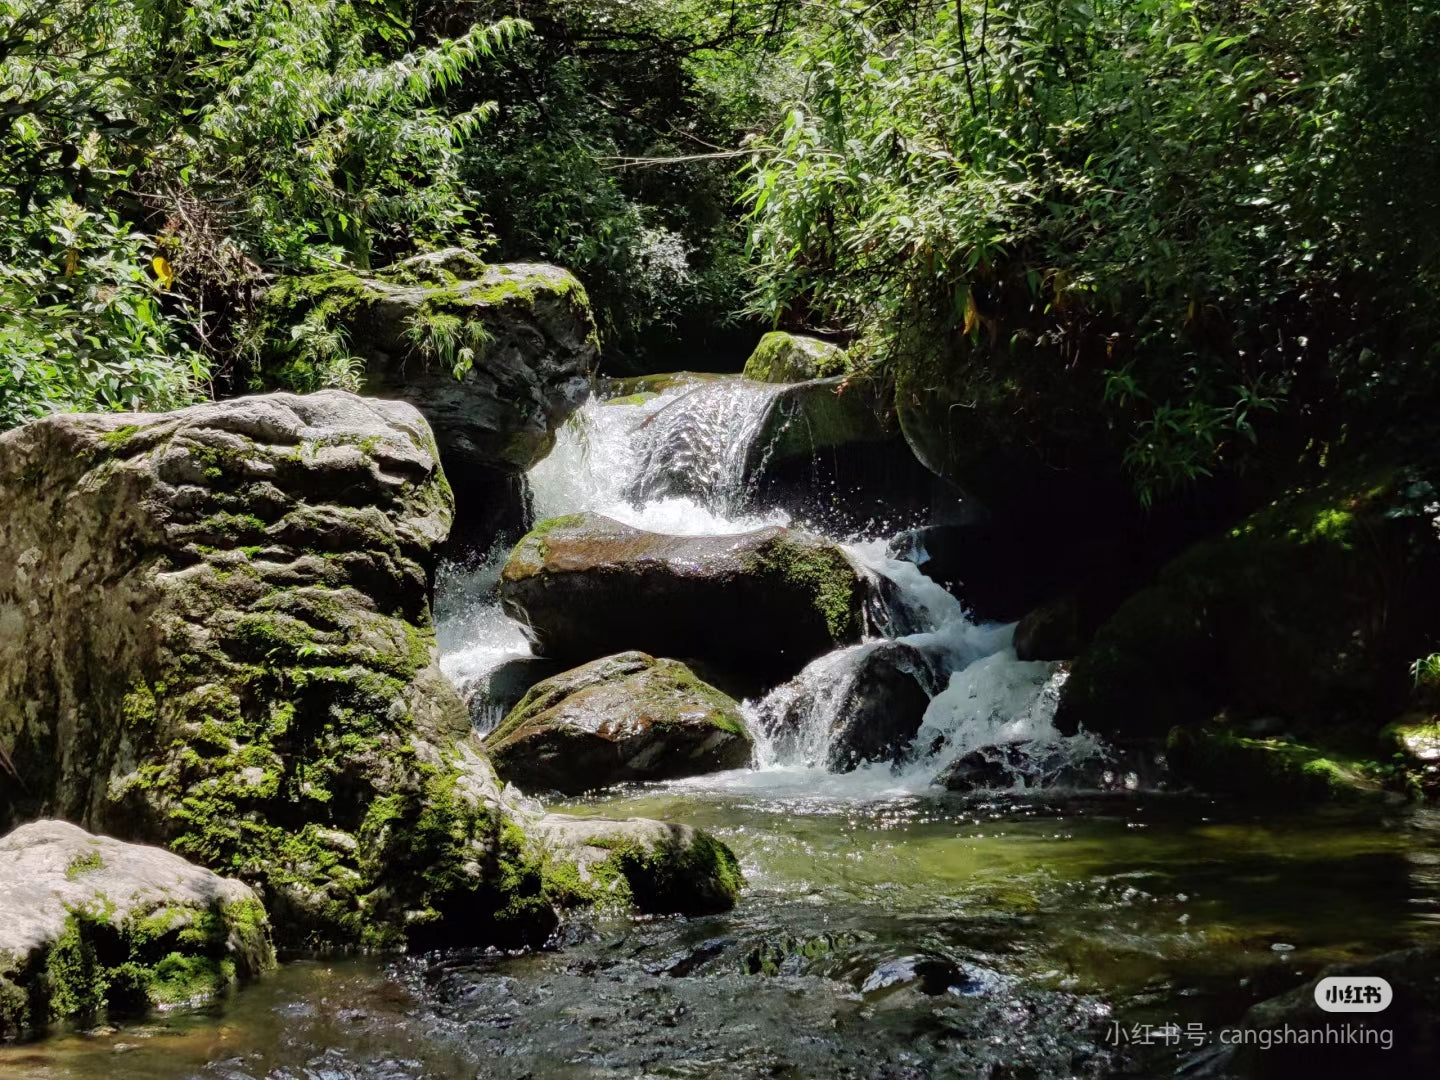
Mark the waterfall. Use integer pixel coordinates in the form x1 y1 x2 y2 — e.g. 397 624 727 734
436 375 1102 796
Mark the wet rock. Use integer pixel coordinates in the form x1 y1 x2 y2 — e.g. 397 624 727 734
1188 946 1440 1078
758 642 940 771
936 746 1030 792
251 254 597 476
0 393 545 948
484 652 752 795
464 656 570 728
499 512 871 684
0 820 274 1038
524 814 744 916
860 954 964 997
1014 594 1083 661
742 332 848 383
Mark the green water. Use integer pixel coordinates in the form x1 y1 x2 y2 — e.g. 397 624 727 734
5 791 1438 1078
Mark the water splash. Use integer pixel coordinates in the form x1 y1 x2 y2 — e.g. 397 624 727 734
435 375 1103 798
627 379 787 515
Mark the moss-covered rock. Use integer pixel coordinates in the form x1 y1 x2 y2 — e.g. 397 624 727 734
1165 726 1392 804
0 392 543 948
499 512 872 685
0 820 274 1039
524 815 743 916
248 254 598 476
742 332 848 383
485 652 751 795
1055 465 1440 756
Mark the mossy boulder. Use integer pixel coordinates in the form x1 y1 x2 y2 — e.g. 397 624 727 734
525 815 743 916
0 820 274 1039
749 375 892 466
485 652 751 795
1055 466 1440 754
0 393 551 948
499 513 872 685
250 253 597 478
742 332 848 383
1165 726 1391 804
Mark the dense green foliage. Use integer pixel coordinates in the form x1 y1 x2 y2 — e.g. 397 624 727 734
744 0 1440 497
0 0 525 424
3 0 1437 502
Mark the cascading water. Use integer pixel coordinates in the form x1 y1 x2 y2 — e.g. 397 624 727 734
436 375 1102 796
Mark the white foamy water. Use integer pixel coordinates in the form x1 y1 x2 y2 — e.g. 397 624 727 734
436 376 1100 798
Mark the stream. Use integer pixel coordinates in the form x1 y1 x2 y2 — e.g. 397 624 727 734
9 378 1440 1078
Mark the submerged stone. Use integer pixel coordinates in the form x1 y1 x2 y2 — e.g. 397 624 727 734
485 652 752 795
499 512 872 684
0 820 274 1039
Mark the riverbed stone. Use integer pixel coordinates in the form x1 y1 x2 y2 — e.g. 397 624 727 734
499 512 871 684
485 652 752 795
742 332 848 383
250 252 597 478
1188 946 1440 1077
0 820 274 1038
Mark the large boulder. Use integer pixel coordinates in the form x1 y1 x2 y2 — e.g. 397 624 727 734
742 332 848 383
756 641 940 771
485 652 752 795
499 513 873 684
0 393 743 946
0 820 274 1038
250 252 598 544
1055 464 1440 751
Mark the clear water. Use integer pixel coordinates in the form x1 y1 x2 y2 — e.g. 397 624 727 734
10 798 1439 1078
17 377 1440 1077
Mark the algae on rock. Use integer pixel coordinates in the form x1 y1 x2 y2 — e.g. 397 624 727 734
742 332 848 383
485 652 752 795
247 252 598 477
0 392 532 947
0 820 274 1039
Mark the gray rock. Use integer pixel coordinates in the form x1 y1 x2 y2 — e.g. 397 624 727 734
0 820 274 1038
485 652 752 795
253 257 597 475
499 512 872 684
757 641 940 771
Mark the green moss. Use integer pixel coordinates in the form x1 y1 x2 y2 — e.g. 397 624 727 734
604 832 743 915
1167 726 1391 804
100 424 142 447
64 849 104 880
754 537 864 642
743 332 848 383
